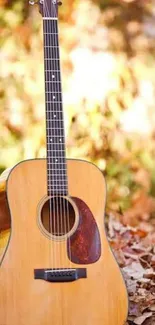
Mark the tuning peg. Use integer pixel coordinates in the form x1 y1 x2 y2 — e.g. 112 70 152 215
58 1 62 5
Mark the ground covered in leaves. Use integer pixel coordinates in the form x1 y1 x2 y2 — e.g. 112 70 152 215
107 213 155 325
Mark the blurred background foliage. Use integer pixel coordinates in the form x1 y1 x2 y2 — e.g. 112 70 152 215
0 0 155 226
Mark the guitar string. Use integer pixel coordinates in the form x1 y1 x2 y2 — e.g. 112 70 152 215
50 15 61 270
43 0 53 271
47 6 66 323
45 3 63 271
53 15 70 269
54 8 71 267
47 14 59 271
57 14 72 269
52 17 64 269
52 4 72 269
43 0 56 271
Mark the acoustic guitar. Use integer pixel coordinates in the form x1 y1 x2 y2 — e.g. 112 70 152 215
0 1 128 324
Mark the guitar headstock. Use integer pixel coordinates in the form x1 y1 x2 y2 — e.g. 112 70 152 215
29 0 62 18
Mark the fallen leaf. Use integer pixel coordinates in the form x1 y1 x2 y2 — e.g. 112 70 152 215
134 312 152 325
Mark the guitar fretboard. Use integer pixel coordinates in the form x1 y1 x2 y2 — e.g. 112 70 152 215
43 19 68 196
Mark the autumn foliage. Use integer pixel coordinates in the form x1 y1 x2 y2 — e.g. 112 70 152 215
0 0 155 323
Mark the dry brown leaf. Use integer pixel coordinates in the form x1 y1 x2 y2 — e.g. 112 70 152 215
134 312 152 325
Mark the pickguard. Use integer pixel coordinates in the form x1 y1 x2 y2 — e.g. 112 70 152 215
67 197 101 264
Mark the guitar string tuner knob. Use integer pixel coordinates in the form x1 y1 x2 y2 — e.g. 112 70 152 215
58 1 62 5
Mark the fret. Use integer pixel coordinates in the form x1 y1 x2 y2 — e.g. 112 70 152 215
45 58 59 61
48 183 68 186
43 17 58 20
47 159 66 162
48 159 67 165
48 178 67 180
48 118 63 122
48 179 67 181
45 71 61 77
48 172 67 175
47 143 65 147
48 186 68 189
46 112 63 114
44 46 59 48
47 183 68 186
48 190 68 193
45 91 62 93
47 173 67 176
48 167 67 169
48 174 67 176
48 182 67 185
47 165 67 168
44 33 58 35
45 98 62 101
48 176 67 179
47 143 65 146
47 171 67 173
46 102 62 104
47 134 65 136
46 126 64 129
47 185 68 187
47 185 68 190
44 43 59 48
47 184 68 186
48 178 67 181
47 157 66 159
45 98 62 100
47 148 65 150
47 160 66 163
48 162 66 167
45 70 60 72
46 126 64 130
47 180 67 188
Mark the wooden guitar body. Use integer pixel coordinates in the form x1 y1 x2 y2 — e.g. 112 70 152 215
0 158 128 325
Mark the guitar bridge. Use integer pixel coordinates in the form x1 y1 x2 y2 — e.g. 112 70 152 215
34 268 87 282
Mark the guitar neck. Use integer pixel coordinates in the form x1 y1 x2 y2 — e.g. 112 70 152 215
43 18 68 196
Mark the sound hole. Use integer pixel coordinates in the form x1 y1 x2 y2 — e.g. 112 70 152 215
40 197 76 237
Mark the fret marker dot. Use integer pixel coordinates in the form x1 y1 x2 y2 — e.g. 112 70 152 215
55 159 58 162
59 139 62 142
53 96 55 99
54 114 56 118
52 75 55 78
50 139 52 142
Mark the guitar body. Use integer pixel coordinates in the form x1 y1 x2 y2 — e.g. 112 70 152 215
0 158 128 325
